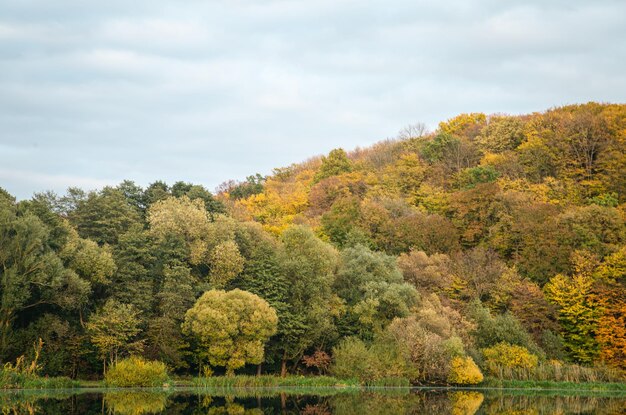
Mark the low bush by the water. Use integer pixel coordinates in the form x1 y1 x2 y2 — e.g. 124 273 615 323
482 343 539 375
192 375 359 388
104 356 170 387
447 356 484 385
331 337 413 384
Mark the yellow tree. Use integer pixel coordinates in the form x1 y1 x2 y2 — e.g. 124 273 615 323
544 252 603 363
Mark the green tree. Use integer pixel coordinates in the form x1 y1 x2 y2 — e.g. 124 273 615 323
182 289 278 375
277 226 339 376
69 187 141 245
314 148 353 183
0 194 90 360
86 300 142 373
209 240 245 288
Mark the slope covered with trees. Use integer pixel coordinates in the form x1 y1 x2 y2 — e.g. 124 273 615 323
1 103 625 385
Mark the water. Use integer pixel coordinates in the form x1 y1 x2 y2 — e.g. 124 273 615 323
1 387 624 414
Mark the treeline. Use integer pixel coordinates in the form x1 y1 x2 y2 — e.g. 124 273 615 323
1 102 625 384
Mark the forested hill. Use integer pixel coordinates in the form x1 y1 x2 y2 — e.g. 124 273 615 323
1 102 625 383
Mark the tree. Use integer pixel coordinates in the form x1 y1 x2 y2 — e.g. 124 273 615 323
277 226 339 376
209 241 245 288
69 187 141 245
0 196 90 360
182 289 278 375
314 148 353 183
146 264 197 369
86 300 142 373
544 252 603 363
148 196 211 265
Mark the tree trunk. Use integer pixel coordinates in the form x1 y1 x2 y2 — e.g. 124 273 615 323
280 351 288 378
256 363 262 376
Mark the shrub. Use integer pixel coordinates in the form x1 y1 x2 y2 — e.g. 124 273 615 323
331 337 411 384
104 356 169 387
448 356 484 385
482 343 538 376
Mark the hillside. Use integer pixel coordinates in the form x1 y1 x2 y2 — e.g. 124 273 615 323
1 102 624 385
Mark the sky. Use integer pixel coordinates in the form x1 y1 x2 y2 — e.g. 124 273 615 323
1 0 625 199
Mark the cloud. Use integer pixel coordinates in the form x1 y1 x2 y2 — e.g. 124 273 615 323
0 0 625 199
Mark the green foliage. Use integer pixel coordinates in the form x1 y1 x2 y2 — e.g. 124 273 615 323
104 356 169 387
86 300 142 372
455 165 499 189
470 301 542 356
192 374 359 388
314 148 353 183
182 289 278 375
331 337 411 384
209 240 245 288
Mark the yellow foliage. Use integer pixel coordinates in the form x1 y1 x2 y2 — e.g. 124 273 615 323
448 356 484 385
482 343 538 375
235 170 314 234
438 113 487 136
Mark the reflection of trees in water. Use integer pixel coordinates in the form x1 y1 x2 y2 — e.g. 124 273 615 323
330 391 485 415
1 390 625 414
103 391 167 415
0 396 38 415
481 394 626 415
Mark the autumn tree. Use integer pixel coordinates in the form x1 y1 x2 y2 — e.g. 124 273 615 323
544 252 603 363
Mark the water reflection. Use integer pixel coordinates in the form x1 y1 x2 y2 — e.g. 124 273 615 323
0 388 624 414
104 391 167 415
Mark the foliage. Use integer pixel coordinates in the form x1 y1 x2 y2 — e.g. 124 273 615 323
2 103 626 384
482 343 539 375
448 356 484 385
314 148 353 183
192 374 359 388
104 356 169 387
86 300 142 372
182 289 278 375
330 337 411 384
209 240 244 288
544 252 603 364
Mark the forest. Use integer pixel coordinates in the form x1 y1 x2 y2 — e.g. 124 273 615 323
1 102 625 386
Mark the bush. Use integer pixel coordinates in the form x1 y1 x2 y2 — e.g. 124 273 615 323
482 343 538 376
104 356 169 387
331 337 411 384
448 356 484 385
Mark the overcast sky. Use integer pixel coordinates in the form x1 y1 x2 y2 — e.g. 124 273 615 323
1 0 625 199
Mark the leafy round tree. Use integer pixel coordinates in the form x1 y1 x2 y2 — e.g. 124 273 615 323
182 289 278 375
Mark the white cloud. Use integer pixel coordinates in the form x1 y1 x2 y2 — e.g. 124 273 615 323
0 0 624 199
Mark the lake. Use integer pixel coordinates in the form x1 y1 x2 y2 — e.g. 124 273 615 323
1 387 625 414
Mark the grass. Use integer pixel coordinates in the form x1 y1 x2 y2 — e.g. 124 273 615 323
481 377 626 392
0 370 79 390
191 375 361 388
